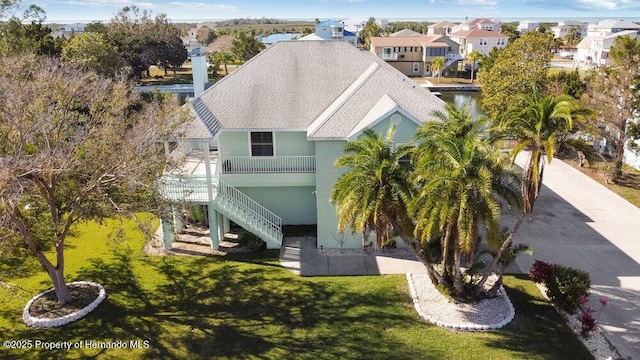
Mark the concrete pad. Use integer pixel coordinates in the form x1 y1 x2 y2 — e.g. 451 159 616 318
327 255 368 276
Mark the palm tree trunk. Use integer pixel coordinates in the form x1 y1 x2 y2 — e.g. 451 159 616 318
523 149 543 214
452 240 465 296
475 212 526 295
391 219 449 288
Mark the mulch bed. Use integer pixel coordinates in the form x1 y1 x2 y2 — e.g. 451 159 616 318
29 283 100 319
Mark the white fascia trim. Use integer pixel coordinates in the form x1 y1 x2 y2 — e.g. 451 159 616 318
346 106 425 142
307 62 380 138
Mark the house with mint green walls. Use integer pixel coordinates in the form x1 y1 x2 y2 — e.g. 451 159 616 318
162 41 445 251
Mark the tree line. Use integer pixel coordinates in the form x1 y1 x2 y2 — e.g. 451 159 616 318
0 3 188 79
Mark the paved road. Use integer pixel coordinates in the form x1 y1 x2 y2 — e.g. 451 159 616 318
506 153 640 359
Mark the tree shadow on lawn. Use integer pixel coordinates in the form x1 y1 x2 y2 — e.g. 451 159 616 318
1 250 434 359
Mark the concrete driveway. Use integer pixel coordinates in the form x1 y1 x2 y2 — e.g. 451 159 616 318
506 152 640 359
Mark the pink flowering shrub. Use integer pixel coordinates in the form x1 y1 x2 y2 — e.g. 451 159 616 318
578 294 608 337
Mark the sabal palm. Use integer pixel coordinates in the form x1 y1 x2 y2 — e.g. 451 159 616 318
431 56 445 83
493 87 590 213
412 103 522 296
466 51 481 82
331 126 414 249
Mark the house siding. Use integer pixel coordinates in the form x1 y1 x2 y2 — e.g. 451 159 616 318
236 186 317 225
315 140 362 248
274 131 315 156
369 114 420 144
219 131 250 156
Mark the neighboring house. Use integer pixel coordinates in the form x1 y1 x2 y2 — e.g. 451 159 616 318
451 18 502 33
586 19 640 37
449 28 509 56
311 20 358 46
517 20 538 34
370 30 462 77
52 23 85 38
573 30 638 69
427 20 455 35
161 41 446 251
182 22 217 49
551 20 588 39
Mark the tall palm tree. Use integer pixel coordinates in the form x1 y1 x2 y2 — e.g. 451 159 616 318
466 50 482 82
331 126 414 249
492 87 591 214
411 103 522 298
431 56 445 83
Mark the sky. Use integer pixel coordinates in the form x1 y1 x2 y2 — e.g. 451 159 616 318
33 0 640 23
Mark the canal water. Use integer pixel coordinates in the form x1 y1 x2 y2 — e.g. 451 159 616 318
438 91 485 118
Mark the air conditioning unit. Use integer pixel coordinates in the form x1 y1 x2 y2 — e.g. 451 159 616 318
399 55 405 59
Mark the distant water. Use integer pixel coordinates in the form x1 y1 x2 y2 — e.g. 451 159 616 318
439 91 485 118
45 16 640 24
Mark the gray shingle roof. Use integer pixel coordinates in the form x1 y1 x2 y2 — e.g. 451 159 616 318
187 40 445 139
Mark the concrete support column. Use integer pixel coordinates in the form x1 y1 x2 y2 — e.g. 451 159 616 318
217 212 225 244
172 205 184 234
208 205 219 250
161 218 174 250
223 215 230 233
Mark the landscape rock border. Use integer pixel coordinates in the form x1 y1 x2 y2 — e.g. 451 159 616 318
406 273 515 331
23 281 106 328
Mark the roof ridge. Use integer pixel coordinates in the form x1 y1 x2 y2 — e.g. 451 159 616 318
307 62 380 138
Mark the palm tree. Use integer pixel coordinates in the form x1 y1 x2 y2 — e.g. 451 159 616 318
492 87 591 214
431 56 445 83
215 51 234 75
466 51 482 82
331 126 414 249
411 103 522 298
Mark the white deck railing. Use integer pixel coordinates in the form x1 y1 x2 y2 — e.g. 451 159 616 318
221 156 316 174
380 53 398 60
160 175 211 203
159 175 283 241
217 178 282 232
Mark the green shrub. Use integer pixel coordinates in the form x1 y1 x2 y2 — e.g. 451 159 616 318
544 264 591 314
244 232 266 252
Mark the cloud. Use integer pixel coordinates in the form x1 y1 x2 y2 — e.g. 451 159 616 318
429 0 498 5
525 0 640 11
167 2 237 11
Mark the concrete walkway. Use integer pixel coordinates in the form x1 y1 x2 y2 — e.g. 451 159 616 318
507 153 640 359
279 153 640 359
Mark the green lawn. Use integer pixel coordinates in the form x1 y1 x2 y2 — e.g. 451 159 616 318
0 217 592 359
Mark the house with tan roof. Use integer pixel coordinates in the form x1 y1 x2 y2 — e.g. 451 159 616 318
451 18 502 33
428 21 456 36
370 31 461 77
160 41 446 251
449 28 509 56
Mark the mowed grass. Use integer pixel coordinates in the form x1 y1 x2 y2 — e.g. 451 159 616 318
0 216 592 359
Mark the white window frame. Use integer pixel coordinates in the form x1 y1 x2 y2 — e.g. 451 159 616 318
413 63 420 73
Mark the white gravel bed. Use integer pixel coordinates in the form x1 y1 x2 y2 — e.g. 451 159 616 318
534 284 620 360
407 273 514 331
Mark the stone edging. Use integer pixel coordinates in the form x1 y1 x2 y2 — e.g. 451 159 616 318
406 273 515 331
23 281 106 328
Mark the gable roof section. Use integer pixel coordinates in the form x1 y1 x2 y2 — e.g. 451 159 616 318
390 29 424 37
308 60 445 139
451 28 507 38
187 41 445 140
429 21 456 28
